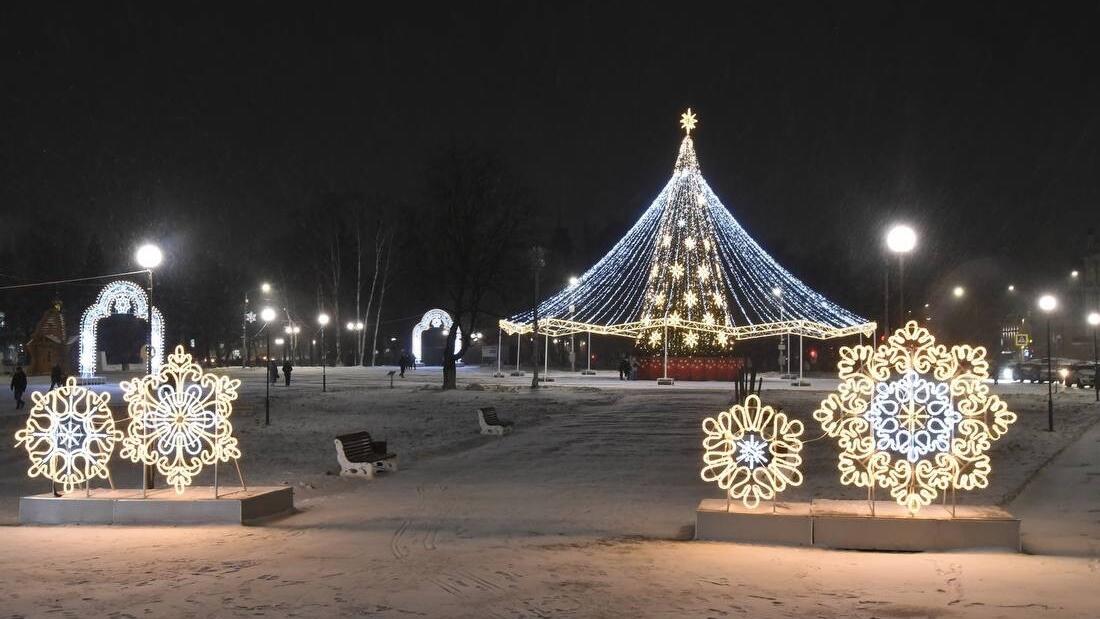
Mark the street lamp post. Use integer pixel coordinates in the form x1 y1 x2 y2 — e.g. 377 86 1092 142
886 224 917 332
1088 312 1100 402
530 247 546 388
135 243 163 491
318 313 330 392
261 307 276 425
1038 294 1057 431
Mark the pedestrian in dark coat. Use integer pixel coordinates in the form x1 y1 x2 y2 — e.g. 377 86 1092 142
10 366 27 409
398 351 409 378
269 360 279 384
282 360 293 386
49 363 63 390
619 355 630 380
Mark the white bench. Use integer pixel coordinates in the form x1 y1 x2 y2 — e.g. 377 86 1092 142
334 431 398 478
477 407 514 436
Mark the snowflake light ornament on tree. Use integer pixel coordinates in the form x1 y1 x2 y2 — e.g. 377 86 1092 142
814 321 1017 514
14 378 122 493
120 345 242 494
701 394 805 509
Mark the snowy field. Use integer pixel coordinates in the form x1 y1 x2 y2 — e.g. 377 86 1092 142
1 365 1098 617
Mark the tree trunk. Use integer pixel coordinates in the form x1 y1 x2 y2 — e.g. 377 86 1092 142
370 233 392 366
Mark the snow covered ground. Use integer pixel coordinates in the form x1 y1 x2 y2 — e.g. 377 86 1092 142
1 365 1098 617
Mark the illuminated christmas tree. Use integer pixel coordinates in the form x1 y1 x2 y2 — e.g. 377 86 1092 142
501 110 873 372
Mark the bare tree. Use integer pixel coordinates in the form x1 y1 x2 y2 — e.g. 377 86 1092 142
422 147 531 390
370 230 394 366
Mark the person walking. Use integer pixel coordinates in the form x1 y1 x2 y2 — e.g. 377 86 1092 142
630 356 640 381
398 351 409 378
49 363 63 390
282 360 293 386
618 355 630 380
269 360 279 384
10 366 27 410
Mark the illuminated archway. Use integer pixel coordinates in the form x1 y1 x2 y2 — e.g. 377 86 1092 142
79 280 164 377
411 309 461 364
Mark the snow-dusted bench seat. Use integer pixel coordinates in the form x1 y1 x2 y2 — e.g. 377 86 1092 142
334 431 398 478
477 407 514 436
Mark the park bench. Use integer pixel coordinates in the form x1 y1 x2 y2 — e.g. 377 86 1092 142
477 407 514 436
334 431 398 478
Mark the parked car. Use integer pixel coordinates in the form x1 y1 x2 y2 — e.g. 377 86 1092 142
1018 358 1079 383
1065 362 1097 388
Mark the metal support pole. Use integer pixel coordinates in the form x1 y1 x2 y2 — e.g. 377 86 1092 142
799 334 804 384
884 265 890 337
516 332 521 372
587 331 592 372
1094 326 1098 402
898 254 905 324
1046 317 1054 432
265 329 271 426
663 323 669 379
145 270 155 491
242 298 248 369
544 333 549 376
321 327 327 393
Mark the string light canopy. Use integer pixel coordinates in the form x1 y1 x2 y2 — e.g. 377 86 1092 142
499 110 873 349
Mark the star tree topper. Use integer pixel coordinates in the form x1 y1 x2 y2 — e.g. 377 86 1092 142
680 108 698 135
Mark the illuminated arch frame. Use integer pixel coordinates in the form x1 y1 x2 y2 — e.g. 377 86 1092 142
79 280 164 377
411 309 462 364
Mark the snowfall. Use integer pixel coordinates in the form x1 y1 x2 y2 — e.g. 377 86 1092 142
1 364 1098 618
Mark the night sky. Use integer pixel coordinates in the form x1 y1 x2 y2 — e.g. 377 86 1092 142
2 2 1098 319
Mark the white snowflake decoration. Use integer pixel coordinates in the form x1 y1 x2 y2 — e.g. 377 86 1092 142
865 370 962 463
120 345 242 494
14 378 122 493
702 394 805 509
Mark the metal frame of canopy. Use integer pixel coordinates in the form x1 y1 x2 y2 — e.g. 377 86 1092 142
498 316 875 341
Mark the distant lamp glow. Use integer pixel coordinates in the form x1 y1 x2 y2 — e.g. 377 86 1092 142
135 243 163 269
885 224 917 254
274 338 285 346
261 282 272 294
119 346 242 494
292 326 300 334
1038 295 1057 312
1058 368 1069 380
952 286 965 298
771 287 782 297
260 307 276 323
284 326 293 335
356 321 364 330
346 321 355 330
1088 312 1100 327
1007 284 1015 292
317 313 330 326
568 276 580 288
1071 270 1079 278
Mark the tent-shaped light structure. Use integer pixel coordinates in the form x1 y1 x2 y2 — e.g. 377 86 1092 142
499 110 874 347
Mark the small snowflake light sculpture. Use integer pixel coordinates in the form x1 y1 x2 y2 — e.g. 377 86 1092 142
814 321 1018 514
120 345 242 494
14 378 122 493
701 394 805 509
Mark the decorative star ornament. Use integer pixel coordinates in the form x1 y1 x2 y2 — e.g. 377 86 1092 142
680 108 698 135
244 311 257 323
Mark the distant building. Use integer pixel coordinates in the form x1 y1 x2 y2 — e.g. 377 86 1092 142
25 300 70 375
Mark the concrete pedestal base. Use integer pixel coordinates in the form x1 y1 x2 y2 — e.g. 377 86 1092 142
656 377 675 385
811 499 1020 552
696 499 812 545
695 498 1020 551
20 486 294 525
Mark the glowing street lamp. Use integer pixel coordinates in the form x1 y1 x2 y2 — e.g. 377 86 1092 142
318 312 330 392
1071 270 1080 279
1038 294 1057 431
1088 311 1099 402
261 282 272 294
568 276 580 288
885 224 917 334
952 286 965 299
134 242 162 491
1007 284 1015 292
261 306 276 425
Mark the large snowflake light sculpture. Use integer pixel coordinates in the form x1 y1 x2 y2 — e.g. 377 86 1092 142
14 378 122 493
120 345 242 494
814 321 1017 514
701 394 805 509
